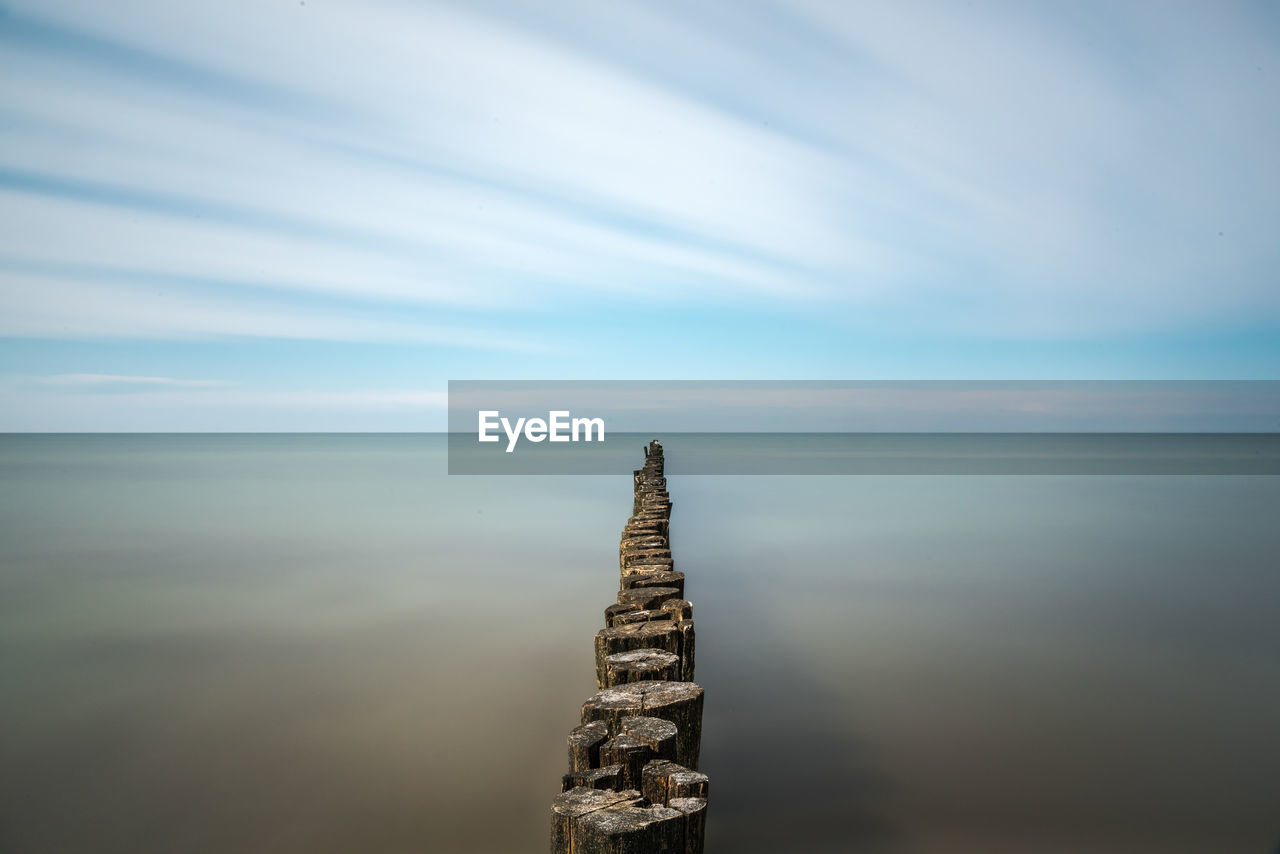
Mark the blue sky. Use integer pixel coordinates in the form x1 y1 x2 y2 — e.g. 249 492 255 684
1 0 1277 430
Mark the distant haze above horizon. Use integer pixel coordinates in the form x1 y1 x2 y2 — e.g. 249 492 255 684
2 0 1278 430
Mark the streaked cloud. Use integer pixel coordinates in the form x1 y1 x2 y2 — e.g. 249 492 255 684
0 0 1277 427
0 377 448 431
0 269 558 352
34 373 231 388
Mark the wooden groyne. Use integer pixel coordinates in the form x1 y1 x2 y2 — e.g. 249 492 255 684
551 440 708 853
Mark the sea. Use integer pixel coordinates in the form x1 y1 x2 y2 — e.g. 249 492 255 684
1 434 1277 853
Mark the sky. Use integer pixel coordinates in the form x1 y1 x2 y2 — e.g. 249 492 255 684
1 0 1278 430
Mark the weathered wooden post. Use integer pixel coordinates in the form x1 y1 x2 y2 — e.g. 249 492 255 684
550 440 709 853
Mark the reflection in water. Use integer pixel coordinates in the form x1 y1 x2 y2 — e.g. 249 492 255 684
679 473 1280 853
1 436 1278 853
697 575 900 852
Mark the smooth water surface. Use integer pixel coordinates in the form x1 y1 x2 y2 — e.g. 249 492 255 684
2 435 1277 853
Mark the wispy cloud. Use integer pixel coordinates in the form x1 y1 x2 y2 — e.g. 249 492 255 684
3 0 1270 336
0 269 559 352
34 373 232 388
0 0 1277 428
0 378 448 431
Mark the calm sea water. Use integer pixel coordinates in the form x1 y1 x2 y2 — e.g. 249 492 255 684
1 434 1278 853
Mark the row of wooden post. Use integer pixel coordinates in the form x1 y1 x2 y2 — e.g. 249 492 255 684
551 441 708 853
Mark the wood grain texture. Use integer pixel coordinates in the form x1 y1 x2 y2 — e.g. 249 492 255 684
550 441 707 853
